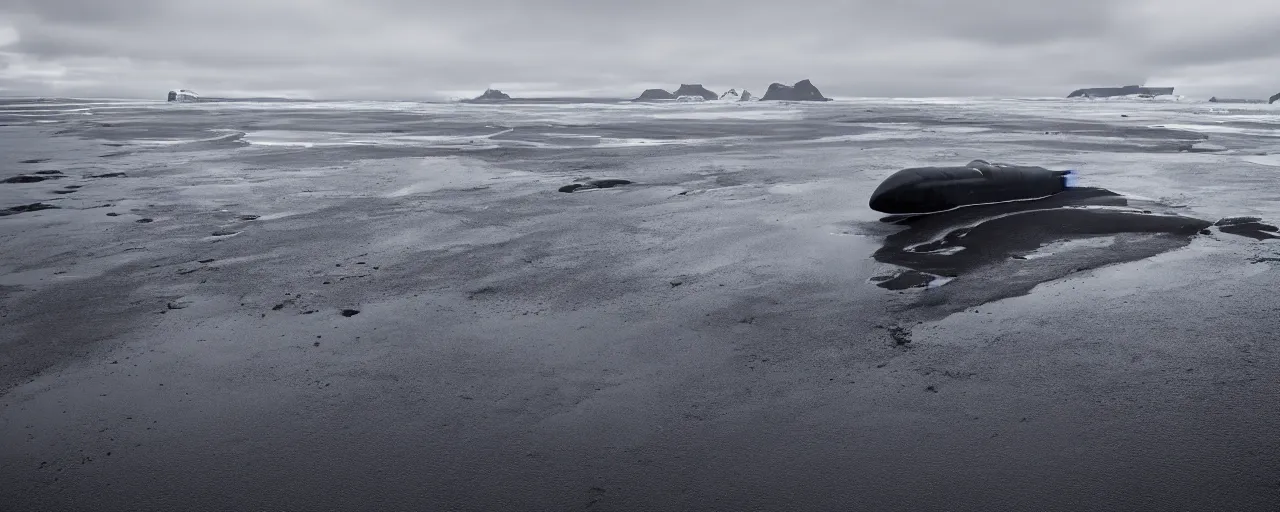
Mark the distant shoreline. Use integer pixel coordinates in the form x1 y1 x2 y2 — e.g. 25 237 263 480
2 95 1276 104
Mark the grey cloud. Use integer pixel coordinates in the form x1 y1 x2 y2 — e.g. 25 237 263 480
1 0 1277 100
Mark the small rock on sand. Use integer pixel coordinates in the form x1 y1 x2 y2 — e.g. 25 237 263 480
90 172 128 179
341 309 361 317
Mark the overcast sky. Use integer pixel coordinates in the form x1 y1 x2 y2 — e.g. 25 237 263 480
1 0 1278 100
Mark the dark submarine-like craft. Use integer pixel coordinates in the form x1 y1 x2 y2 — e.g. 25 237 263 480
864 160 1279 307
869 160 1077 215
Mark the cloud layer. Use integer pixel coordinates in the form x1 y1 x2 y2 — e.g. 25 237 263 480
2 0 1278 99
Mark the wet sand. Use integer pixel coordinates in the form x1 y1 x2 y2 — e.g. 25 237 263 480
3 98 1280 511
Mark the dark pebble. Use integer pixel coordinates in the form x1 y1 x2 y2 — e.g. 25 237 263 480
90 172 127 178
20 159 51 164
198 259 215 264
341 309 360 317
136 218 153 223
211 229 239 237
272 303 285 311
106 212 120 217
33 170 62 175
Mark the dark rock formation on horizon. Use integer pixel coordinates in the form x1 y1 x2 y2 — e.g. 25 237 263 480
1067 85 1175 98
760 79 831 101
741 90 753 101
672 84 718 101
467 89 512 102
1209 97 1266 104
636 89 676 101
1271 92 1279 104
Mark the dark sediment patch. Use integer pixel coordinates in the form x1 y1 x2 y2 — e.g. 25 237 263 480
20 158 51 164
1215 217 1280 240
0 203 60 216
558 179 634 193
3 175 62 184
871 188 1213 314
90 172 128 178
870 270 942 290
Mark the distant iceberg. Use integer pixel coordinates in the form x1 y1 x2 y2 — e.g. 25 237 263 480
1067 85 1174 99
1208 97 1266 104
167 89 200 102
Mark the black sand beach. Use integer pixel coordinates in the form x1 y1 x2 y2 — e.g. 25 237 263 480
2 97 1280 511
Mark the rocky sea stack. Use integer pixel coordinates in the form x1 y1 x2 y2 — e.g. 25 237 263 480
760 79 831 101
635 89 677 101
1270 92 1279 104
469 89 512 102
672 84 718 101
